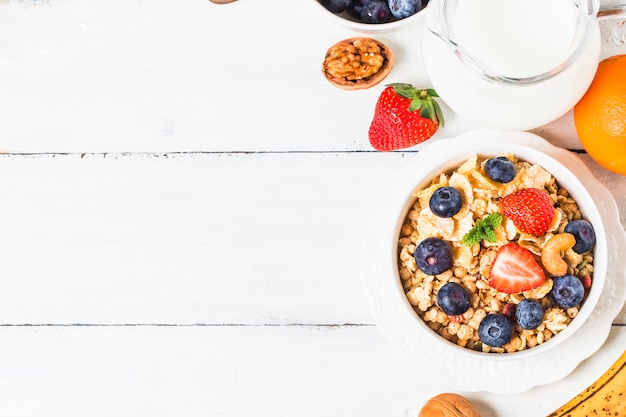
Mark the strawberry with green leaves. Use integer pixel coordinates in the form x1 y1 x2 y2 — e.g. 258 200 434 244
368 83 444 151
500 188 555 236
488 243 546 294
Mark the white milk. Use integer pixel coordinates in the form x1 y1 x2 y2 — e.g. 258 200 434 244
453 0 578 78
422 0 601 130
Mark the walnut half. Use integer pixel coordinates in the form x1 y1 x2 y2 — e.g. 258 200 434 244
322 37 394 90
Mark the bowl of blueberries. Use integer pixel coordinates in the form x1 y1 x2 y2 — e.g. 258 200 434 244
315 0 427 32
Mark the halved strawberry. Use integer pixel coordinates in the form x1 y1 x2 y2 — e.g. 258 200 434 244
488 243 546 294
500 188 555 236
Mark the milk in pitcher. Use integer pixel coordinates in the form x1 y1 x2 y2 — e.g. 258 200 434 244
453 0 579 78
422 0 601 130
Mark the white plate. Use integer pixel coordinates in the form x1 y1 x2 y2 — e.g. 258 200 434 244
362 129 626 394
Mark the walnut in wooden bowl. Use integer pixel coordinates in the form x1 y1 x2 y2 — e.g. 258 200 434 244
322 37 394 90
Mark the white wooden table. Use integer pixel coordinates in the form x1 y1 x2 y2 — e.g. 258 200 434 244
0 1 624 416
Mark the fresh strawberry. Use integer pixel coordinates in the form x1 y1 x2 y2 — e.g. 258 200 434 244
488 243 546 294
500 188 555 236
368 83 444 151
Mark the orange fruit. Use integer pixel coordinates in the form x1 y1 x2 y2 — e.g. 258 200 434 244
574 54 626 175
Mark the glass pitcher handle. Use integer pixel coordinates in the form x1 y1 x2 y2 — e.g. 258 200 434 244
597 4 626 44
611 19 626 44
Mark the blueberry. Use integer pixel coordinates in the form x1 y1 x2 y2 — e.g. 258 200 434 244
549 275 585 309
360 0 391 23
321 0 354 13
478 314 513 347
484 156 516 183
429 186 463 218
346 0 364 18
388 0 422 19
414 237 453 276
436 282 471 316
564 219 596 253
515 299 544 330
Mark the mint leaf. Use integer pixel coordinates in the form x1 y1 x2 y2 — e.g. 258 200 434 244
462 227 483 246
462 213 503 246
484 212 503 229
483 228 497 243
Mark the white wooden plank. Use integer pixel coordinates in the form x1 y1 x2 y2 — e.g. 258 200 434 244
0 325 240 416
0 152 381 324
0 324 623 417
0 152 623 325
3 0 623 152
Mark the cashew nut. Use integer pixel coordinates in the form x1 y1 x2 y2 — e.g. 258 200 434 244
541 233 576 276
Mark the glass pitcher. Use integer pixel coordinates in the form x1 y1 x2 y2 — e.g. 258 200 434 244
421 0 602 130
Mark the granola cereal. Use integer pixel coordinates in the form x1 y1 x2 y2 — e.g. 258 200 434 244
397 154 595 353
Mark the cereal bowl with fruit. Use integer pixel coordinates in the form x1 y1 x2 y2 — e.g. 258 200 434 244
313 0 427 32
363 129 626 394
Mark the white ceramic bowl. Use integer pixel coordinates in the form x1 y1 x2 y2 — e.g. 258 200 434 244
312 0 425 33
363 130 626 394
394 136 607 360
